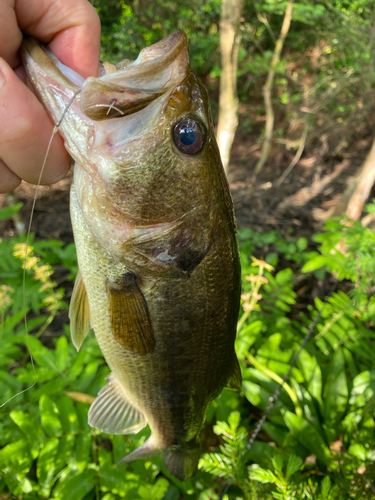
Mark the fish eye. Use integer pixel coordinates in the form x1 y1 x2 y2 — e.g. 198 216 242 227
173 118 205 155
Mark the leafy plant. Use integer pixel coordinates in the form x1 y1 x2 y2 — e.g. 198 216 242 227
2 201 375 499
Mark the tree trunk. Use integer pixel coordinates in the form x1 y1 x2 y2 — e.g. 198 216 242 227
216 0 243 174
331 136 375 221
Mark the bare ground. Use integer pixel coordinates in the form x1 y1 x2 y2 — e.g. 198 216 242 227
0 127 373 243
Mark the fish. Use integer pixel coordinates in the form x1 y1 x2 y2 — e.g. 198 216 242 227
21 30 241 480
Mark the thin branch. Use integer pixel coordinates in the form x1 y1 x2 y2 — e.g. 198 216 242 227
256 10 276 43
275 120 309 187
254 0 295 175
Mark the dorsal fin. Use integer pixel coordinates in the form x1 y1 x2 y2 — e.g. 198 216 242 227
69 270 90 351
88 373 147 434
107 272 155 356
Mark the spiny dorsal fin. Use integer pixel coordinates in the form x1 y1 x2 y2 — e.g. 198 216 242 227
226 355 242 391
107 272 155 356
69 270 90 351
88 373 147 434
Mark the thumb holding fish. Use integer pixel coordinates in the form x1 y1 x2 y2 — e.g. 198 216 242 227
0 0 100 193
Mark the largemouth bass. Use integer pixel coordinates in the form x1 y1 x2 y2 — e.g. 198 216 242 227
22 31 241 480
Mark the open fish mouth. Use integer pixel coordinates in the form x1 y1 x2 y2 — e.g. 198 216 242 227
22 30 189 120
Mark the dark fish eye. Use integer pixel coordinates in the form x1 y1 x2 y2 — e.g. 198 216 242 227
173 118 205 155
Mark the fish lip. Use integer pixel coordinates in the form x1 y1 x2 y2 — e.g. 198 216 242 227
105 30 189 82
22 36 81 92
23 31 190 121
22 29 188 83
81 30 189 120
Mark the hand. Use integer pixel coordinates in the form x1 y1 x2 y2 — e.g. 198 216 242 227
0 0 100 193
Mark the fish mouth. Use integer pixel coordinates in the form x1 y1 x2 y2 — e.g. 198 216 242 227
22 31 189 120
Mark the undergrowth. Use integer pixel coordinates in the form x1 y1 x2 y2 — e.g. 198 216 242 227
0 203 375 499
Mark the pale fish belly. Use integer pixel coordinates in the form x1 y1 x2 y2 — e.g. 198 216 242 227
69 178 239 449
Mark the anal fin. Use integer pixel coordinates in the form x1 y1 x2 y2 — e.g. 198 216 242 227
88 373 147 435
69 270 90 351
107 272 155 356
226 355 242 391
119 436 158 464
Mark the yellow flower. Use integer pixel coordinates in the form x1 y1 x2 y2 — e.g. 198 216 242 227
242 302 254 312
13 243 33 259
251 257 274 271
34 264 53 282
245 275 268 284
0 285 14 307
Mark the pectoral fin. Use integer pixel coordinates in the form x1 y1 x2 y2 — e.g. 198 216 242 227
226 355 242 391
88 373 147 434
69 270 90 351
107 272 155 356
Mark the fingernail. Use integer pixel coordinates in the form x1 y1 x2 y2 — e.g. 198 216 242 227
0 59 5 89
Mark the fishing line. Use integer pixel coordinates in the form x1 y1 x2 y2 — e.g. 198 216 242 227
86 102 125 116
1 88 81 408
218 283 337 500
106 101 124 115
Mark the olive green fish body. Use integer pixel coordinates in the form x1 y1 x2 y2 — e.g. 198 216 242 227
22 31 241 480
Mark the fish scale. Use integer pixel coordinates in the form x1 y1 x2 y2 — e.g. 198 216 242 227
22 30 241 480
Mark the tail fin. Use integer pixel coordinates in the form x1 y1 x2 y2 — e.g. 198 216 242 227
119 436 200 481
162 442 201 481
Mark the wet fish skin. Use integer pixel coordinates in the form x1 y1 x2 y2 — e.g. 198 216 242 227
22 31 241 480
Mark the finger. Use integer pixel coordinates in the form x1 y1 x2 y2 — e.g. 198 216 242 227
0 159 21 194
0 0 23 68
0 57 70 185
1 0 100 78
16 0 101 78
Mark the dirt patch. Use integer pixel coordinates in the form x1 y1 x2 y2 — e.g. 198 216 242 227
0 173 73 242
229 127 374 234
0 130 373 244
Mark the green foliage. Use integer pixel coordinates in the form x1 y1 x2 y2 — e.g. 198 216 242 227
200 203 375 499
96 0 221 76
94 0 375 149
0 202 23 220
2 203 375 499
302 202 375 304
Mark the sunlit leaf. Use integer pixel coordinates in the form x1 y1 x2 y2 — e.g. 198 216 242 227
75 432 92 471
39 394 63 437
54 470 95 500
286 454 303 479
10 410 45 459
323 348 349 428
56 335 69 372
283 412 330 465
0 439 33 474
55 396 79 434
37 437 59 496
248 465 277 484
